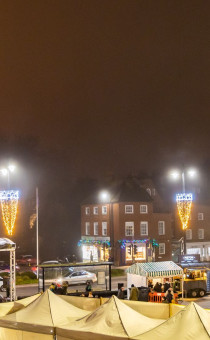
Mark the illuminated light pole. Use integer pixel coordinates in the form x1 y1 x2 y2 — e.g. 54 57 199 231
99 191 112 262
169 168 197 254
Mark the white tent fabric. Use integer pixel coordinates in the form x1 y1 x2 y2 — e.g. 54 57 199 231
0 293 41 317
56 295 164 340
0 290 89 339
126 261 183 278
133 302 210 340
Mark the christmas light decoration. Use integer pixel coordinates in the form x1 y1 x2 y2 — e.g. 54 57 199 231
176 193 193 230
0 191 19 235
78 239 111 247
118 239 159 249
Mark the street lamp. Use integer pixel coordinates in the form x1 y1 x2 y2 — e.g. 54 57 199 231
0 165 16 189
99 190 113 262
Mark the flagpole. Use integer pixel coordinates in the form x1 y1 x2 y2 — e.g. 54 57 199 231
36 187 39 279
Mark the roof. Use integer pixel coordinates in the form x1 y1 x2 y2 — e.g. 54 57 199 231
134 302 210 339
0 238 15 250
82 177 152 204
126 261 183 277
57 295 163 339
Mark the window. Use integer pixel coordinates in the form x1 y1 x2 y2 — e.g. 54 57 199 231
198 229 204 239
85 222 90 235
146 188 151 196
198 213 204 220
102 206 107 215
125 205 134 214
186 229 192 240
102 222 107 236
93 207 98 215
140 205 148 214
140 221 148 236
94 222 99 235
158 221 165 235
85 207 90 215
159 243 165 255
152 188 156 196
125 222 134 236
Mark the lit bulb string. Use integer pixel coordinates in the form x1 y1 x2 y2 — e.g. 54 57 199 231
118 239 159 249
78 240 111 247
0 191 19 236
176 193 193 230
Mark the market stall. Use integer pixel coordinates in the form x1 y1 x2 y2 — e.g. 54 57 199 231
126 261 184 301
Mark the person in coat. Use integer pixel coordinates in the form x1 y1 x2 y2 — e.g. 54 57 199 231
129 284 139 301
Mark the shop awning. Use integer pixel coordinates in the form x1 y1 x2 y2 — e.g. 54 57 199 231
126 261 183 278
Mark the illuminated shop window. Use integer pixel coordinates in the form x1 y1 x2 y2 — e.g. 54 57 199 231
82 245 98 262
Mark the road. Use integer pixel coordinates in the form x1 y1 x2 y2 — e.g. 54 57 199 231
3 276 210 308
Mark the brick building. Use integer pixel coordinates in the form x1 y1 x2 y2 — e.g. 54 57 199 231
80 178 172 265
173 199 210 262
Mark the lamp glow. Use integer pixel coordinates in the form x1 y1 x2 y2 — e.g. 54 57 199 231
0 190 19 235
176 193 193 230
1 169 8 176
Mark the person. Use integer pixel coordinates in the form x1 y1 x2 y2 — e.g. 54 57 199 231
165 288 173 303
117 286 125 299
3 276 10 299
129 284 139 301
88 291 94 298
49 282 56 293
164 280 171 292
62 281 68 295
154 282 162 292
85 280 92 292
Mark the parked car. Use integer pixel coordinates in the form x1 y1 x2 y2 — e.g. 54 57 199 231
0 261 9 272
16 255 36 266
57 270 97 285
41 260 61 265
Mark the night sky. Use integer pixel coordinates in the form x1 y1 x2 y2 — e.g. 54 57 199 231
0 1 209 259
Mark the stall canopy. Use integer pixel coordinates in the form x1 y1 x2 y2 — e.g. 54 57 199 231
0 293 41 317
133 302 210 340
56 295 164 340
0 290 89 340
0 238 15 250
126 261 183 278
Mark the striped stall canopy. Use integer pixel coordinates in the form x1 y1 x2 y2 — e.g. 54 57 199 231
126 261 183 278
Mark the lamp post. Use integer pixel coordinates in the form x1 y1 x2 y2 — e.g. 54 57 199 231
99 191 112 262
0 165 16 190
169 167 197 255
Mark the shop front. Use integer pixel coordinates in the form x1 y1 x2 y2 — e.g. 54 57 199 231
118 239 159 264
78 237 110 263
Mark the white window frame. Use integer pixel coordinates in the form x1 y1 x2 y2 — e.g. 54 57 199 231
152 188 156 196
125 222 134 236
93 206 98 215
198 213 204 220
140 205 148 214
186 229 192 240
85 207 90 215
159 243 165 255
102 222 107 236
140 221 148 236
198 229 204 240
158 221 165 235
94 222 99 236
125 205 134 214
85 222 90 235
102 206 107 215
